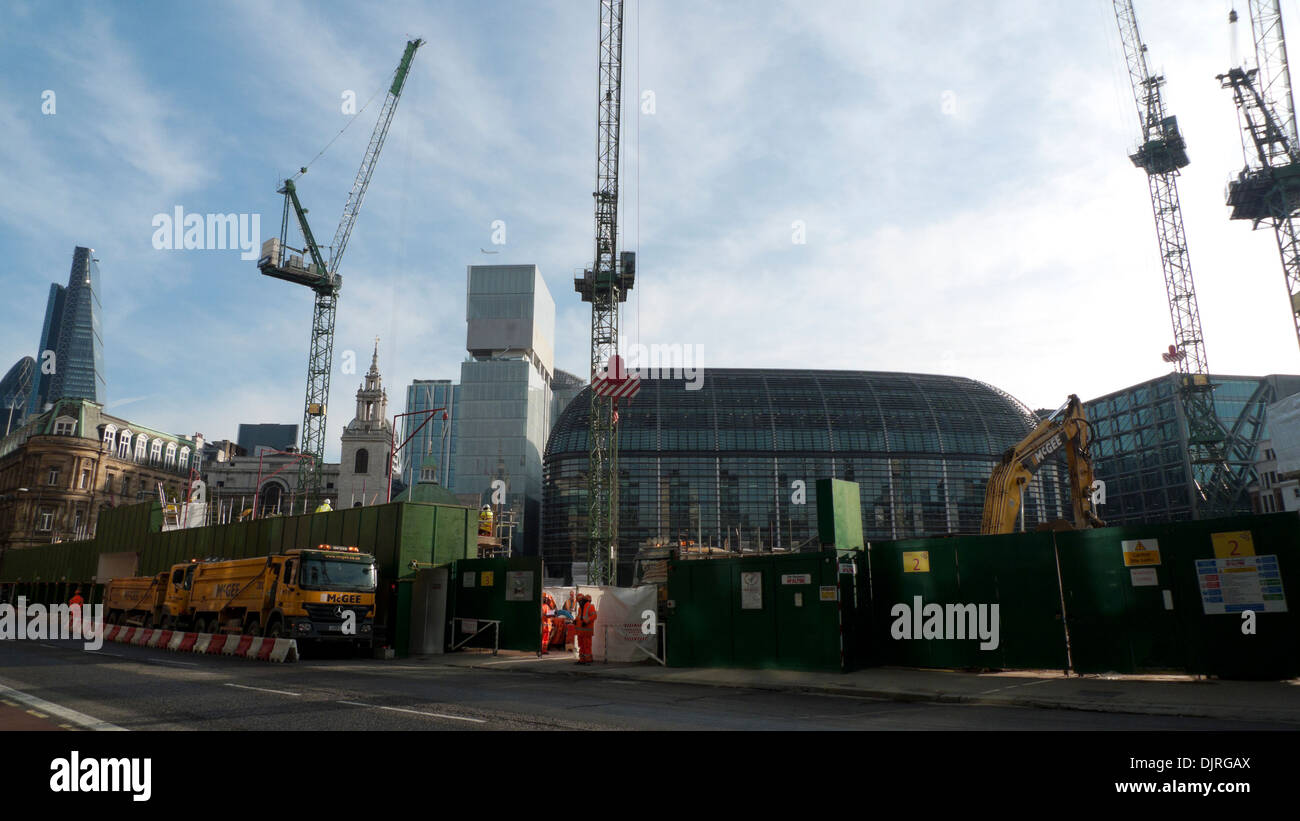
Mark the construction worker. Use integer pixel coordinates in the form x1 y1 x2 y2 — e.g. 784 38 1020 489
478 505 493 537
68 587 84 633
562 589 579 652
315 498 333 513
540 591 557 654
574 593 597 665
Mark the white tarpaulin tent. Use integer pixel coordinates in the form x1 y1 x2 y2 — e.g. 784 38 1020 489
1269 394 1300 477
544 585 659 663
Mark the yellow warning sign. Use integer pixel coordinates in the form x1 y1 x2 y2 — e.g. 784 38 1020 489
1121 539 1161 567
1211 530 1255 559
903 551 930 573
480 571 495 587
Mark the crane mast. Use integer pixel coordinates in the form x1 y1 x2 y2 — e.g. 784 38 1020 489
1220 2 1300 350
1113 1 1243 517
574 0 634 585
258 39 422 503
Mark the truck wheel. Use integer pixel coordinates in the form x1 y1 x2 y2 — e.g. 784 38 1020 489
192 617 208 635
244 619 262 637
142 614 154 629
267 620 284 640
107 611 120 625
160 615 174 630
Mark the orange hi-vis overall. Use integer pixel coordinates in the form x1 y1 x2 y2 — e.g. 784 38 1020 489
541 593 557 653
575 599 597 663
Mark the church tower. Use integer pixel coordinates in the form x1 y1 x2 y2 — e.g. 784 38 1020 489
337 340 393 507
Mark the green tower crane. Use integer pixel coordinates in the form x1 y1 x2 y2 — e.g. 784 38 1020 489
257 38 422 505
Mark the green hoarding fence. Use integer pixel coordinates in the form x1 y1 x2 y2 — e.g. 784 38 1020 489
665 551 852 672
447 557 542 653
1055 512 1300 679
868 532 1069 671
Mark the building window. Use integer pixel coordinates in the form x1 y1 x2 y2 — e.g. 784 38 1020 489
122 476 130 497
165 442 177 468
37 509 53 531
355 448 369 474
150 440 163 465
73 508 83 533
79 469 90 490
103 425 117 451
47 467 59 486
179 447 191 471
53 417 76 436
135 435 148 462
118 430 133 459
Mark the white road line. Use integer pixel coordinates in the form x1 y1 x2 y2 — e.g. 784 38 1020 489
88 651 126 658
0 682 124 731
336 700 486 723
224 683 301 696
148 659 199 667
482 656 569 665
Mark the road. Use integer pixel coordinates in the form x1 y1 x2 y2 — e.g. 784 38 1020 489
0 639 1280 731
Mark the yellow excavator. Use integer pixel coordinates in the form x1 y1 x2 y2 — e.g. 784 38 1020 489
980 395 1105 535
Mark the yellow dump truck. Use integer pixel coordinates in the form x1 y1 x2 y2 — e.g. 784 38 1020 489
104 572 169 627
170 547 376 647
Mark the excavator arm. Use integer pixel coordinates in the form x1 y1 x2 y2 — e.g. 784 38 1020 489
980 395 1105 535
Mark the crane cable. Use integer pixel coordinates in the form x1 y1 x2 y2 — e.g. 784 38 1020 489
291 79 387 181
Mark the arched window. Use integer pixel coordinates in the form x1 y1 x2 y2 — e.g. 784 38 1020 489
117 430 132 459
165 442 177 468
179 447 191 470
354 448 369 474
135 435 148 462
102 425 117 451
150 439 163 465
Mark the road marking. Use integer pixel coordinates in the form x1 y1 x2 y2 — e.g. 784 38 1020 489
88 651 126 658
26 709 48 718
148 659 199 667
979 679 1054 695
0 682 124 731
224 683 301 696
38 643 59 649
337 700 486 723
482 657 567 665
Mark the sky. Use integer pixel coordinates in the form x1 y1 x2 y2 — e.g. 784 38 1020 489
2 0 1299 461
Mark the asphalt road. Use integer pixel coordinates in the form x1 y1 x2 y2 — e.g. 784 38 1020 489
0 639 1281 731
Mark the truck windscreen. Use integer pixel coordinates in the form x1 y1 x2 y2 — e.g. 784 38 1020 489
298 559 376 592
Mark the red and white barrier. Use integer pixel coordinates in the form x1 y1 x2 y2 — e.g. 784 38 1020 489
102 625 298 662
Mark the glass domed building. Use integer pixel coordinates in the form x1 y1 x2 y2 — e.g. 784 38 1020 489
542 369 1067 582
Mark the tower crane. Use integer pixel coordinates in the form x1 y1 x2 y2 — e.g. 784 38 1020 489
573 0 634 585
257 39 422 503
1220 2 1300 350
1112 1 1245 517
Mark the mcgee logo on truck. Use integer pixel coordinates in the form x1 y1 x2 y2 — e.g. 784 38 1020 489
322 593 364 604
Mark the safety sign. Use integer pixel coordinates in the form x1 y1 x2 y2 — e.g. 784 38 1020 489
1196 555 1287 614
903 551 929 573
1121 539 1161 567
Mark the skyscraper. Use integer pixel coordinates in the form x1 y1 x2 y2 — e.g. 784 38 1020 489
0 357 34 437
453 264 555 556
403 379 459 490
28 247 105 416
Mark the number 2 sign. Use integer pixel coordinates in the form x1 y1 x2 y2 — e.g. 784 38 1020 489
903 551 930 573
1211 530 1256 559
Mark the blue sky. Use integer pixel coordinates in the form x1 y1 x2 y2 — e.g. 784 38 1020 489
2 0 1299 461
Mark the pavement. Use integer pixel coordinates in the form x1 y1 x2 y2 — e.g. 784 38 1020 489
420 647 1300 726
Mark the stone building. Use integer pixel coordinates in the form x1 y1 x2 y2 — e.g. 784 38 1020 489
0 398 198 554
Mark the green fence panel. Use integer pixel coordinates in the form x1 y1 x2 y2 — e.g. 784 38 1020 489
308 514 328 549
1056 522 1189 674
341 507 361 547
324 510 344 545
953 533 1069 670
449 557 541 653
869 537 972 667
